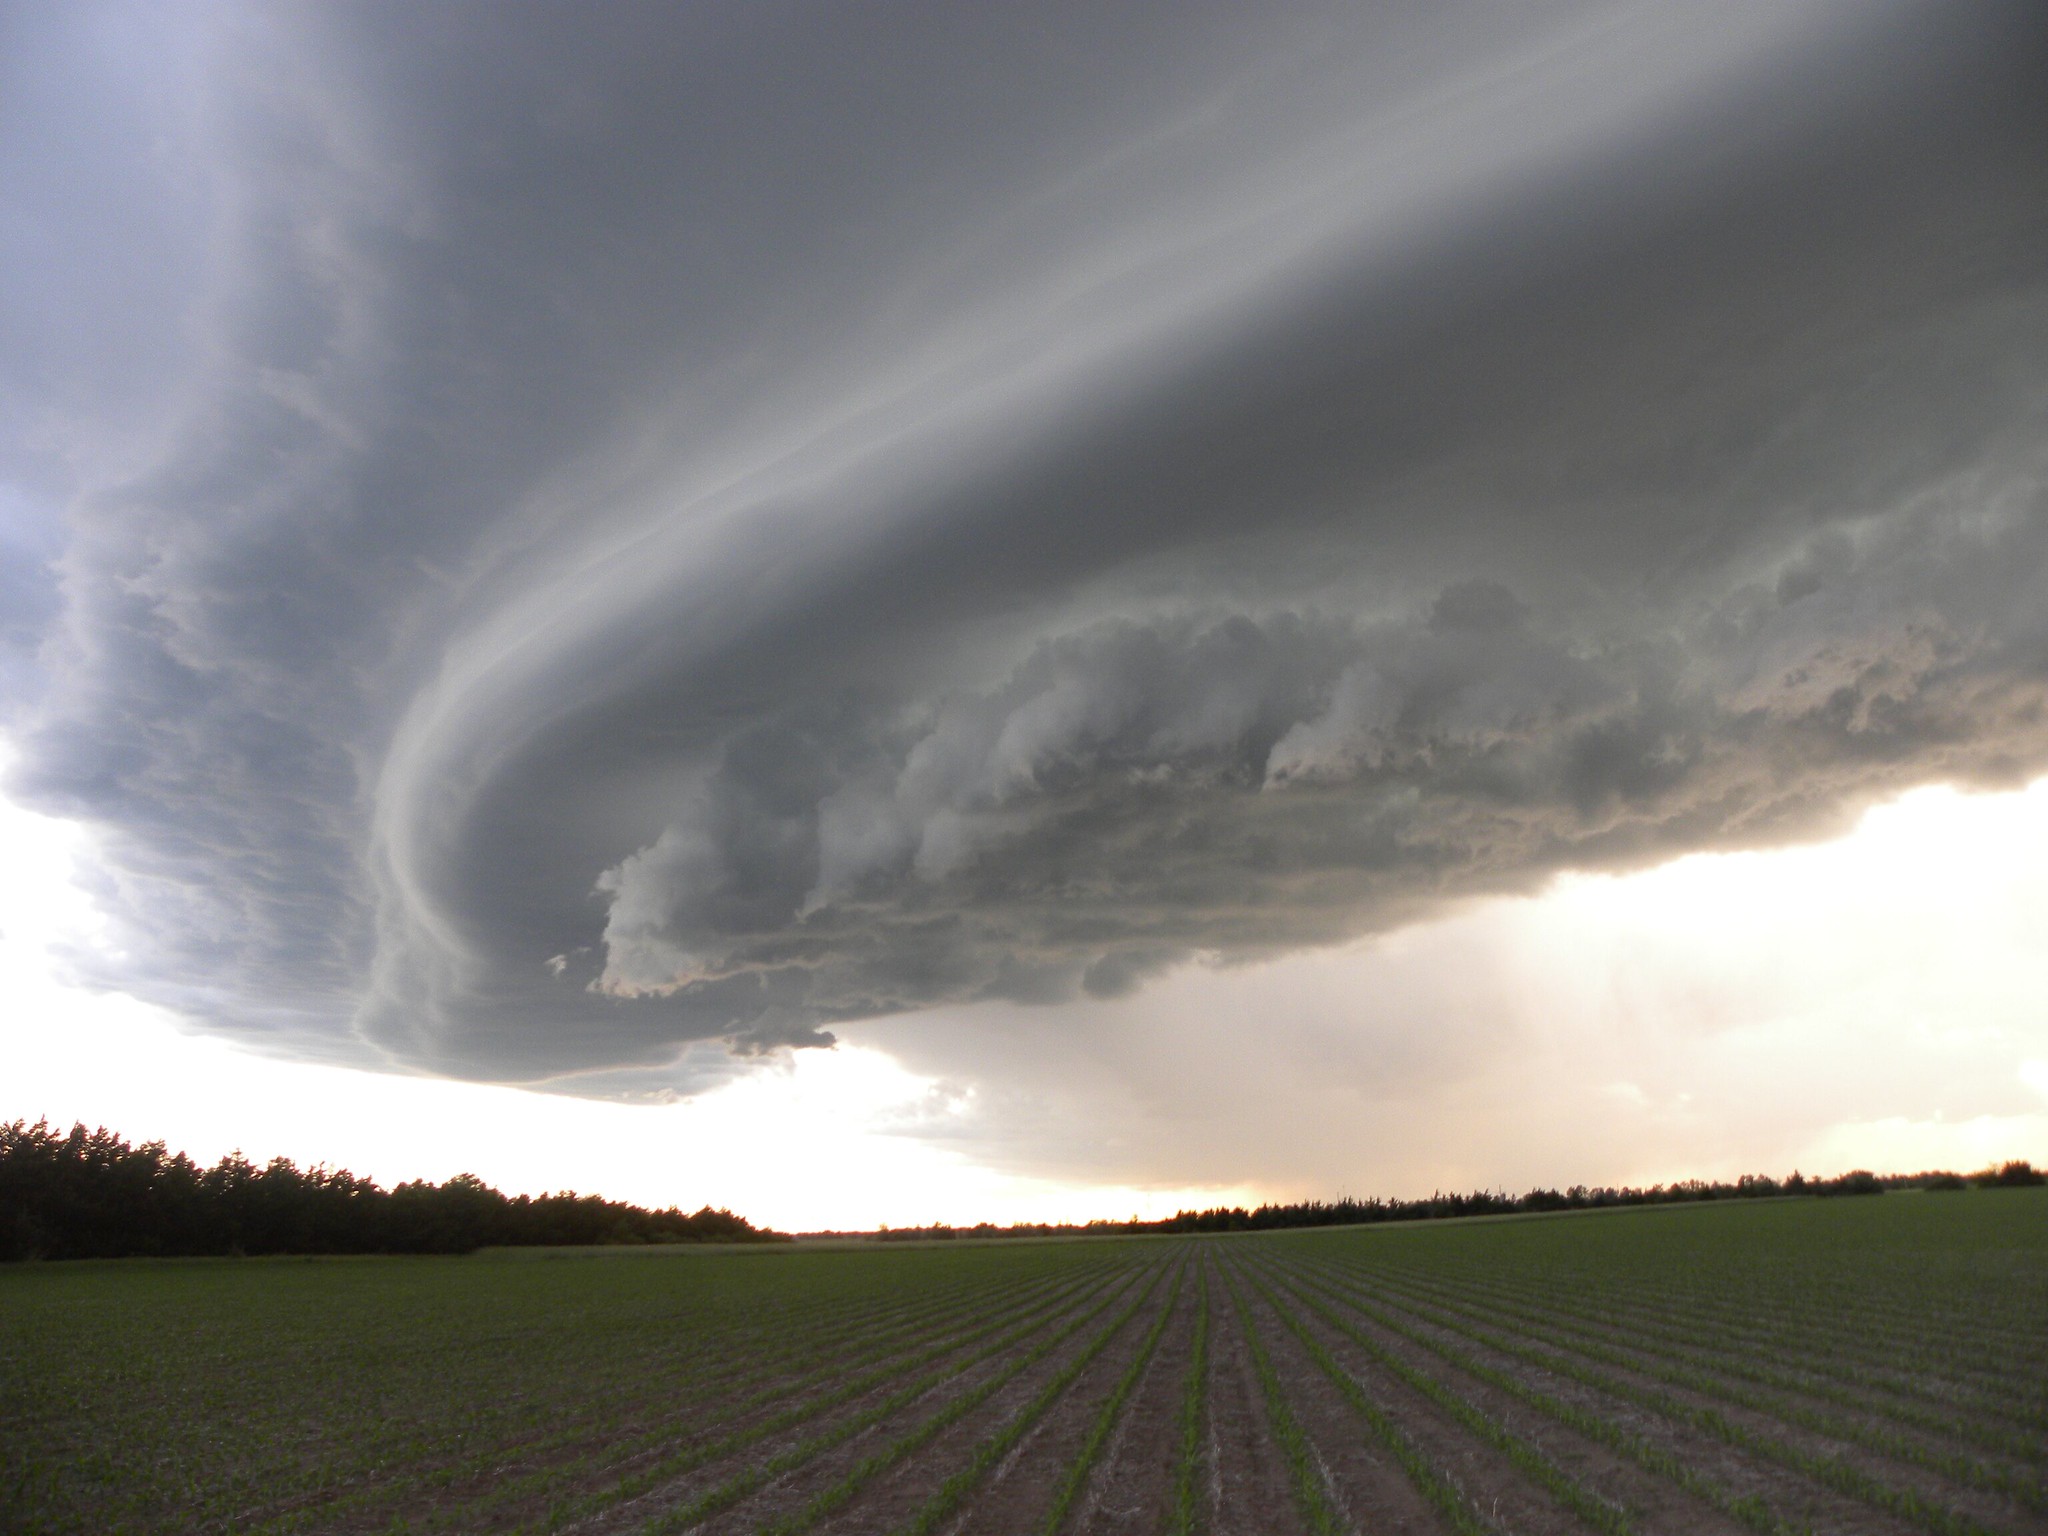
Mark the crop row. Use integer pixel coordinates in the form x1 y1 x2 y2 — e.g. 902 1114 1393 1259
1252 1246 2039 1536
4 1241 1159 1536
10 1191 2042 1535
1342 1259 2047 1463
244 1252 1099 1533
1357 1253 2048 1425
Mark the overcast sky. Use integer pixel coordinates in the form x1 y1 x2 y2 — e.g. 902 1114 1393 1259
4 2 2046 1217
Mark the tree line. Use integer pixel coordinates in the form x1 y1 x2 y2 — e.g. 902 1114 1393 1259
876 1161 2044 1241
0 1119 786 1261
7 1117 2037 1260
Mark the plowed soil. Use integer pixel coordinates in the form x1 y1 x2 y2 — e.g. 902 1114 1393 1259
10 1191 2045 1536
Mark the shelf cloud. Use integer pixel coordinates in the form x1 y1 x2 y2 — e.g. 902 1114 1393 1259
5 1 2048 1092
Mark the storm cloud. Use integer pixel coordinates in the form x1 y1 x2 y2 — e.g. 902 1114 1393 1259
5 1 2048 1088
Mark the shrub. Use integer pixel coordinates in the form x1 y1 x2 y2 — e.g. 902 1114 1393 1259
1974 1159 2044 1188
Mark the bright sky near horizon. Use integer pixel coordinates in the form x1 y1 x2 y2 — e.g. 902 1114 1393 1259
7 765 2044 1230
5 3 2048 1229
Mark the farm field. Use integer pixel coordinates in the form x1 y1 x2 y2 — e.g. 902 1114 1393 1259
3 1191 2044 1535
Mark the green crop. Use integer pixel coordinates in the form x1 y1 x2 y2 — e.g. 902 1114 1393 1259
5 1188 2039 1535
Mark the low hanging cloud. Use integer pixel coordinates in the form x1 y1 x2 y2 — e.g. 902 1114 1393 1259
591 492 2048 1029
4 2 2048 1089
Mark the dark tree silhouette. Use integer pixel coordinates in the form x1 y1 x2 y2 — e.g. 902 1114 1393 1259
874 1163 2033 1242
0 1120 784 1260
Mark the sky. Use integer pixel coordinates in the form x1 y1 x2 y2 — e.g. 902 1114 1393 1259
3 1 2046 1227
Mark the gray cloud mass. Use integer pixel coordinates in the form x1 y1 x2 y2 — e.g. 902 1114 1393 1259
4 1 2048 1089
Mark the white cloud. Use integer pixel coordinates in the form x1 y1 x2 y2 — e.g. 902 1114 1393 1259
857 777 2048 1195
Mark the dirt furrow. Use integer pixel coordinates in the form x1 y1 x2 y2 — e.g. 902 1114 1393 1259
557 1261 1148 1536
239 1276 1007 1535
1367 1265 2048 1460
401 1267 1097 1535
1389 1265 2048 1488
1225 1267 1459 1534
1417 1265 2048 1427
1064 1263 1202 1536
802 1257 1172 1536
1297 1261 1970 1536
1256 1255 1757 1536
1202 1252 1311 1536
943 1256 1191 1536
1332 1262 2045 1535
1238 1255 1588 1536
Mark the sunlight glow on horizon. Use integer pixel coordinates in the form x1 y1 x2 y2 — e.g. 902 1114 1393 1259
0 765 1261 1230
1520 779 2048 1186
4 759 2044 1229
